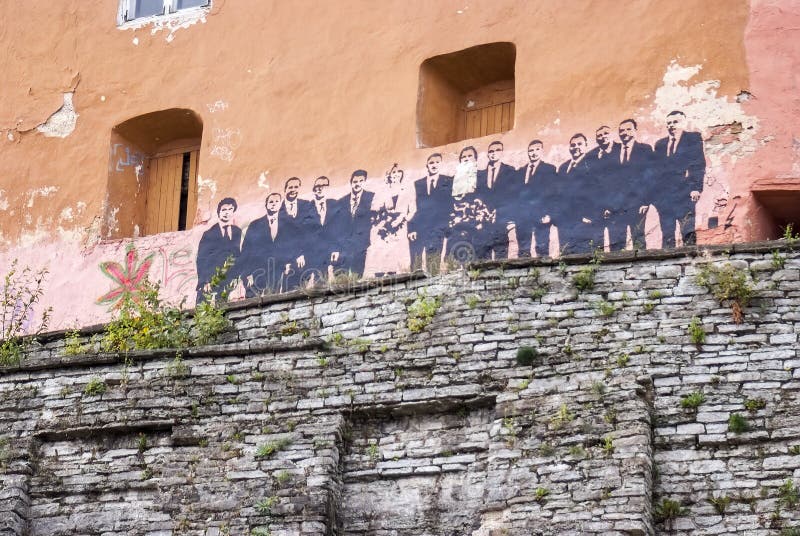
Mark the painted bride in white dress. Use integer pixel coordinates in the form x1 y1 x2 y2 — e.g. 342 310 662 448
364 164 416 276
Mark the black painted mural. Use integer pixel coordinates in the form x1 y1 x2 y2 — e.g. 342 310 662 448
195 111 706 300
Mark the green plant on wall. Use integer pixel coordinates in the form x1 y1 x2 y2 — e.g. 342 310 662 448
407 294 441 333
728 413 750 434
680 391 706 411
83 377 107 397
255 496 279 515
708 494 731 515
779 479 800 509
102 268 229 353
654 498 687 528
0 260 52 366
63 330 84 356
696 263 755 324
572 265 597 292
572 251 601 292
687 317 705 345
516 346 539 366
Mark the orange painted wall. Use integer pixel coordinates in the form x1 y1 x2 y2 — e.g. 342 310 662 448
0 0 798 330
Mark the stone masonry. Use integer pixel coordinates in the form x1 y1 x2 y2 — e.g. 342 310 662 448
2 242 800 535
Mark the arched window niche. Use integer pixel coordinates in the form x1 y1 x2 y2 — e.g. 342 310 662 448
105 108 203 239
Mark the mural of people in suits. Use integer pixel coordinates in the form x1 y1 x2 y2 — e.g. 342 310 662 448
652 110 706 247
515 140 558 258
239 192 286 296
477 140 517 259
298 176 336 284
194 109 709 297
447 145 493 263
555 133 600 253
279 177 314 289
331 170 375 277
408 153 453 269
606 119 653 250
195 197 241 304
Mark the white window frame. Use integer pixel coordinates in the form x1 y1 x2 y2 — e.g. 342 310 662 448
118 0 211 24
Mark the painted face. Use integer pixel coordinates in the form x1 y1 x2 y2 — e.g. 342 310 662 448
618 122 636 144
487 144 503 163
389 168 403 184
312 179 329 199
284 179 301 201
459 149 477 163
569 138 586 159
595 127 612 148
527 144 543 162
266 194 282 214
351 174 366 194
426 156 441 176
218 204 235 223
666 114 686 137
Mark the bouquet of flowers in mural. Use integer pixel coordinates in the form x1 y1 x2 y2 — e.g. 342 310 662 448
373 205 407 241
449 198 496 231
97 243 156 310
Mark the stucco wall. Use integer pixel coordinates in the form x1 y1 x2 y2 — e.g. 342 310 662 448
1 0 799 331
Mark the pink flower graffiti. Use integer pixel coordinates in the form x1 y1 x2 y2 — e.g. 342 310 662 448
96 243 156 309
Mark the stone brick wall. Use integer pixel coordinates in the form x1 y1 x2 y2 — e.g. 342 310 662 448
2 242 800 535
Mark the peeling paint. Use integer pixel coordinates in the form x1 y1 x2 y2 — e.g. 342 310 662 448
37 92 78 138
0 190 7 211
651 61 759 168
257 171 272 191
26 186 58 208
119 6 209 42
105 206 120 237
196 175 217 196
777 135 800 179
206 100 229 113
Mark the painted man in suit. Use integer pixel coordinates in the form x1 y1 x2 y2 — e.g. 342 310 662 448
586 125 621 163
239 192 287 296
605 118 653 250
652 110 706 248
585 125 621 249
476 140 516 259
299 176 336 284
195 197 241 304
408 153 453 269
515 140 558 257
555 133 599 253
279 176 314 290
332 170 375 277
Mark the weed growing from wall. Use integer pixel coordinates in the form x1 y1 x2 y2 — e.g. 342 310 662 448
406 295 441 333
779 479 800 510
654 498 687 528
696 263 755 324
83 377 107 397
680 391 706 411
728 413 750 434
102 264 230 353
0 260 52 366
572 251 601 292
515 346 538 366
255 437 291 459
687 317 706 345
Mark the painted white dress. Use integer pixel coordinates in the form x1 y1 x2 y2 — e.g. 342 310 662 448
363 184 415 276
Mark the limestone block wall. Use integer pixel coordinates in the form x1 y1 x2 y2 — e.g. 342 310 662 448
1 243 800 535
